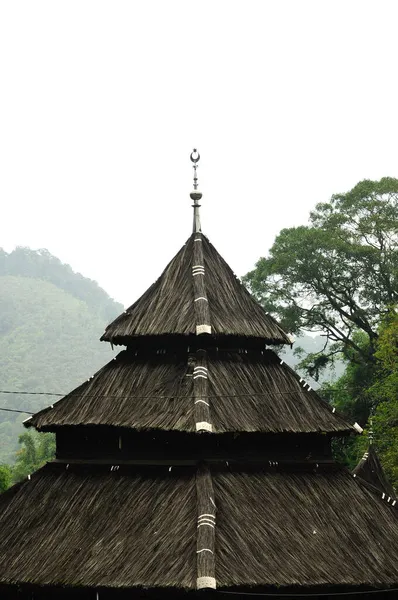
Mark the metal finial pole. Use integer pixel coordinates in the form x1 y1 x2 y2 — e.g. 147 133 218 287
191 148 200 189
190 149 202 233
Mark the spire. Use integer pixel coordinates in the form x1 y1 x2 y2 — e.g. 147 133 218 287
190 149 202 233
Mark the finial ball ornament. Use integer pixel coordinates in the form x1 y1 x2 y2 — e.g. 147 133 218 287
190 191 202 201
190 149 200 164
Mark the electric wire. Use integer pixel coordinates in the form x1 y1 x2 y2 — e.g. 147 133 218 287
0 387 370 417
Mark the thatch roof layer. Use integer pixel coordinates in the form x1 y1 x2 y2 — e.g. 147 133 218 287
215 467 398 588
100 234 290 344
0 463 397 590
28 348 351 434
352 445 397 500
0 464 196 589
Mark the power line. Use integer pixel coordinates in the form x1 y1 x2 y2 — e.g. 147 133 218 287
0 387 370 399
0 386 370 420
0 390 63 397
0 407 34 415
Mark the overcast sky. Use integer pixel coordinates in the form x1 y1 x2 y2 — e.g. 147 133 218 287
1 1 397 307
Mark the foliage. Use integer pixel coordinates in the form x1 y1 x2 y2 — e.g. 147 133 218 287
12 431 55 483
0 247 123 463
244 178 398 370
0 465 12 492
322 312 398 489
320 332 376 424
244 177 398 489
365 311 398 489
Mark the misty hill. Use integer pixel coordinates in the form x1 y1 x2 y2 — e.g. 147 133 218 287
0 247 123 463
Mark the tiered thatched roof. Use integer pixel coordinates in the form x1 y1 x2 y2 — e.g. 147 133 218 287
28 347 352 434
0 462 397 592
1 153 398 598
100 234 291 344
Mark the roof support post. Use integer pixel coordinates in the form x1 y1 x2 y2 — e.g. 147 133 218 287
194 349 212 432
196 463 216 589
192 233 211 335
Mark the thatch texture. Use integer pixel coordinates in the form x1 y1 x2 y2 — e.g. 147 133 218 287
0 464 196 589
206 350 351 434
28 348 351 434
100 234 291 344
353 445 397 500
214 467 398 589
0 463 397 591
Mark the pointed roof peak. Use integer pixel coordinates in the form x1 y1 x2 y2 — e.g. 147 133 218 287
190 149 202 234
100 152 292 345
353 445 396 501
101 233 291 344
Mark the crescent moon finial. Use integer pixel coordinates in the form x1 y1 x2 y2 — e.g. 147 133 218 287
190 149 200 164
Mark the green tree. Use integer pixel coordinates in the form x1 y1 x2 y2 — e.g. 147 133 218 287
12 431 55 483
0 465 12 492
321 332 376 424
320 311 398 487
244 178 398 370
365 310 398 489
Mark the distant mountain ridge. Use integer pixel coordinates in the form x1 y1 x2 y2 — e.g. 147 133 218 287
0 247 122 322
0 247 123 463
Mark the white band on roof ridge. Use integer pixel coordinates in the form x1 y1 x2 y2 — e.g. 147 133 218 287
196 421 213 432
194 297 208 302
197 577 216 590
353 422 364 434
194 399 209 406
196 324 212 335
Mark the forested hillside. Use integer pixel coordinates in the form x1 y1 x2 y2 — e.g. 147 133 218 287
0 248 123 463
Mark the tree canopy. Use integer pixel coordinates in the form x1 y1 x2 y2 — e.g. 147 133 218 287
366 311 398 488
244 177 398 367
245 177 398 489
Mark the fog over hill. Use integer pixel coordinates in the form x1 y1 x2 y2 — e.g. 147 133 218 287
0 247 123 463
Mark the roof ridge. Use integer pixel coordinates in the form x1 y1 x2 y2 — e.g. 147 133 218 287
196 462 216 590
191 232 213 434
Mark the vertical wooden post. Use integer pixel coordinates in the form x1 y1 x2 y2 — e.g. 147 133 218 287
193 348 211 432
192 233 211 335
196 463 216 589
192 232 213 432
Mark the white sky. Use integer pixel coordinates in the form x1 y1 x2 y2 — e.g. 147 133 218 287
1 1 397 307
